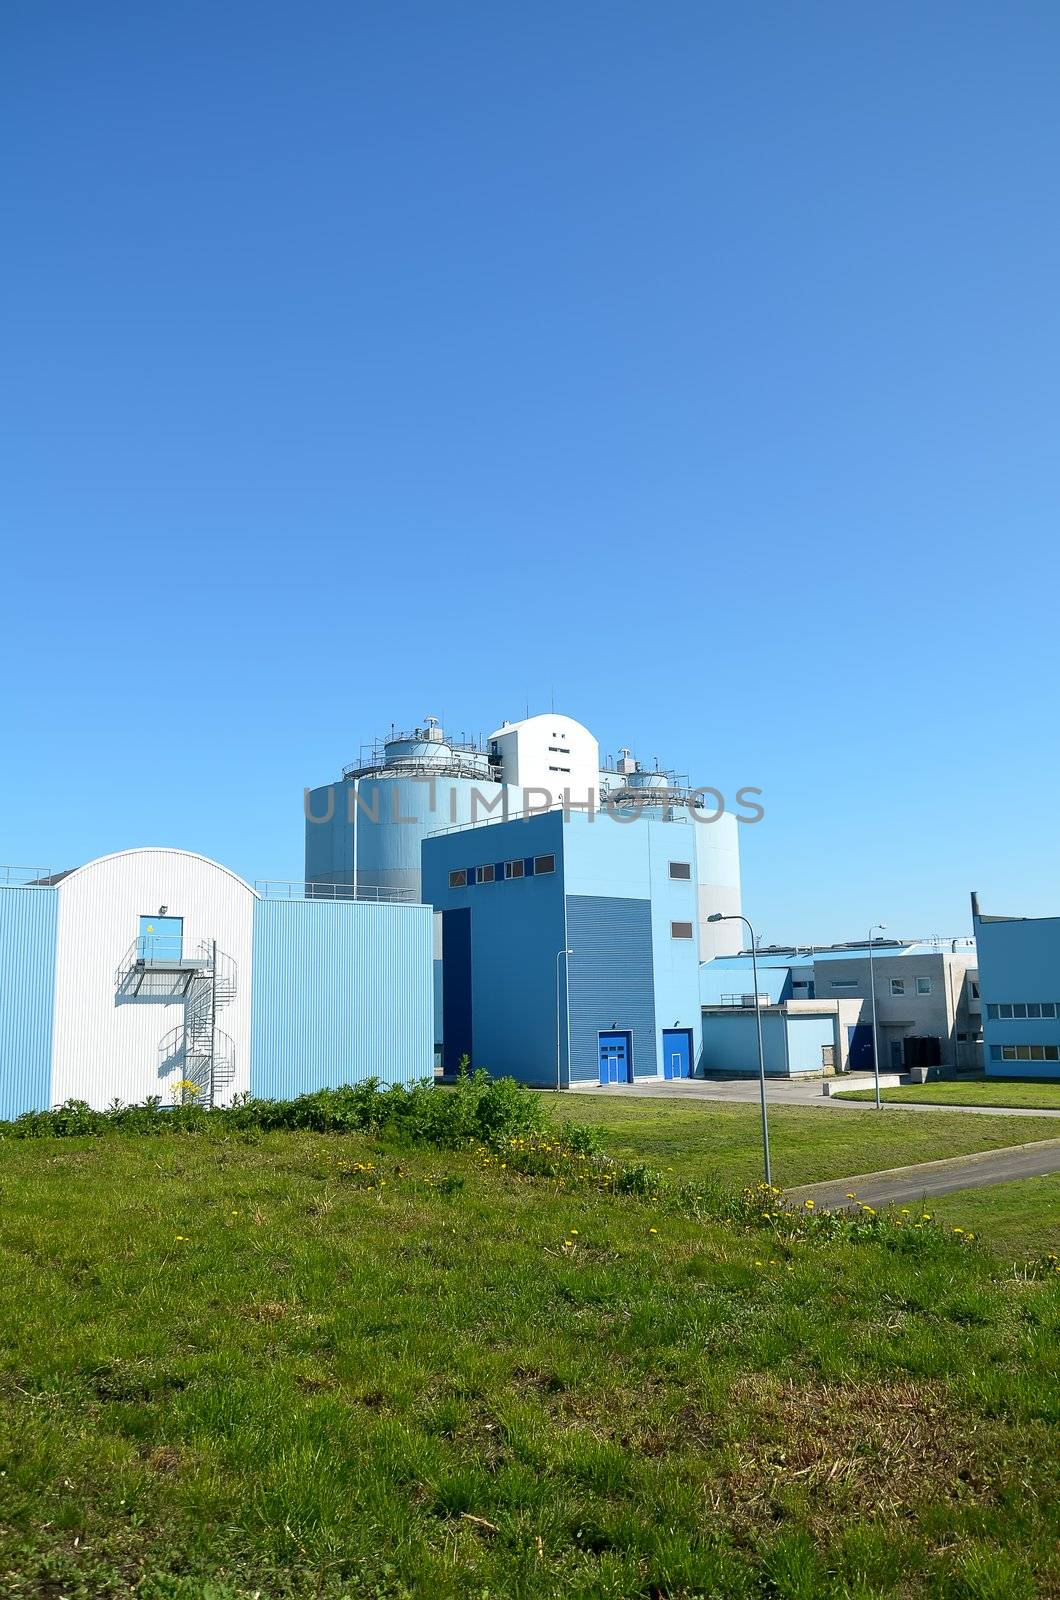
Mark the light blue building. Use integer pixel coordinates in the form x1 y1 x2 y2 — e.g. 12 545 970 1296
0 849 433 1119
973 894 1060 1080
421 810 704 1086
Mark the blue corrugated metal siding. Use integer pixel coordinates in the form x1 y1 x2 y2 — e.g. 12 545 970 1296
250 899 433 1096
0 888 58 1118
566 896 657 1081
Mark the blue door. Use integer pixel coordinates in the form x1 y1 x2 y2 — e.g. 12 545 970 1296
663 1028 692 1079
138 915 183 962
847 1024 874 1072
598 1031 632 1085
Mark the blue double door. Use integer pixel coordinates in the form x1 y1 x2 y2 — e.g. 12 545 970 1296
662 1028 692 1080
598 1031 632 1085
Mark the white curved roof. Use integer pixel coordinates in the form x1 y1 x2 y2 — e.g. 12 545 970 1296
57 847 257 897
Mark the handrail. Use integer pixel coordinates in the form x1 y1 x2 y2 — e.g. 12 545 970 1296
255 879 415 903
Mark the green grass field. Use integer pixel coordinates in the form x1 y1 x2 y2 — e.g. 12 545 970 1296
0 1115 1058 1599
544 1092 1060 1189
835 1079 1060 1111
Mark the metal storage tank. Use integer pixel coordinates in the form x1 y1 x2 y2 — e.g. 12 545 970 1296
305 720 504 903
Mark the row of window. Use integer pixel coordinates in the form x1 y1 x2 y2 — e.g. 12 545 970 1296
449 854 556 888
986 1002 1060 1020
831 976 933 995
990 1043 1060 1062
448 858 693 889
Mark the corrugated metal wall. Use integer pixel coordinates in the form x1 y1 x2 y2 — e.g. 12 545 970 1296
250 899 433 1095
566 895 657 1082
51 850 256 1109
0 887 58 1118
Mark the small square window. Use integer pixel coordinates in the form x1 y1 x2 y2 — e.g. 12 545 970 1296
990 1044 1003 1061
668 861 692 880
504 859 524 879
448 869 467 889
1042 1002 1056 1019
1030 1044 1045 1060
1046 1045 1059 1061
534 854 556 875
1013 1003 1027 1019
1016 1044 1031 1060
915 977 931 995
671 921 694 940
1002 1045 1017 1060
890 979 905 996
986 1004 999 1019
1028 1002 1042 1018
999 1003 1013 1019
478 863 495 884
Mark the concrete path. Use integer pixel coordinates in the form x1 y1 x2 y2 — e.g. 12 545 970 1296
567 1075 1060 1118
785 1138 1060 1210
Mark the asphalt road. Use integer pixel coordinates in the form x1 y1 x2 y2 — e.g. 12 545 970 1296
785 1138 1060 1210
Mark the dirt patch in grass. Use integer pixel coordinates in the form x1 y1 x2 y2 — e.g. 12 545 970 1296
712 1375 997 1531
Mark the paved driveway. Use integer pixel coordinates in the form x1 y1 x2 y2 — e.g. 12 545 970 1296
786 1138 1060 1210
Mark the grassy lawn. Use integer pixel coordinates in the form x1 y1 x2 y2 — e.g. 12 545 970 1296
543 1093 1060 1190
0 1130 1057 1600
835 1079 1060 1111
926 1174 1060 1260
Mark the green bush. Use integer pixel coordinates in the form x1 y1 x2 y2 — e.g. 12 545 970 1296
0 1070 550 1154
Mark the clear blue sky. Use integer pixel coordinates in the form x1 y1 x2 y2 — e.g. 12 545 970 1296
3 1 1058 943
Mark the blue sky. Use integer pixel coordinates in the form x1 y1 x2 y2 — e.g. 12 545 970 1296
3 1 1059 943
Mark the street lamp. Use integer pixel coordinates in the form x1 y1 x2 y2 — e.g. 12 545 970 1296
555 948 574 1091
709 912 772 1187
868 923 886 1110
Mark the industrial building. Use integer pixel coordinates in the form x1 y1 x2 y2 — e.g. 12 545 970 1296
422 808 705 1086
0 849 433 1120
305 712 743 963
973 894 1060 1080
699 938 981 1075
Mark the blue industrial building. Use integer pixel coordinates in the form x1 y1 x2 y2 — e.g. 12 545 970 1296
973 894 1060 1080
0 849 433 1119
422 809 704 1086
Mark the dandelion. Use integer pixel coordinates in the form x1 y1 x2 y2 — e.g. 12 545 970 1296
174 1235 188 1242
953 1227 964 1234
570 1228 578 1236
804 1200 815 1209
649 1227 658 1235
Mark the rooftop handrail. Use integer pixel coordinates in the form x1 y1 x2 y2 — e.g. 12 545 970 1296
0 864 57 887
255 879 416 903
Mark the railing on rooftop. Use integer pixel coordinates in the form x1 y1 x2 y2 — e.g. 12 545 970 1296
0 865 60 888
255 879 416 903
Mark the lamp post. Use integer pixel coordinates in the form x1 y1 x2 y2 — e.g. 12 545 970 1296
709 912 772 1187
555 947 574 1091
868 923 886 1110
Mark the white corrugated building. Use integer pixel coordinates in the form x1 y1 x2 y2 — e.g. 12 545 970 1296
0 848 433 1118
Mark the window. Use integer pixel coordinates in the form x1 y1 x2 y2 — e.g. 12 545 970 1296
831 978 858 989
534 854 556 875
1043 1002 1056 1019
987 1004 999 1019
890 979 906 996
999 1003 1013 1019
448 869 467 889
671 921 694 940
504 859 524 879
998 1043 1060 1062
971 981 980 999
1013 1003 1027 1019
1028 1002 1042 1018
915 977 932 995
668 861 692 880
477 863 495 884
